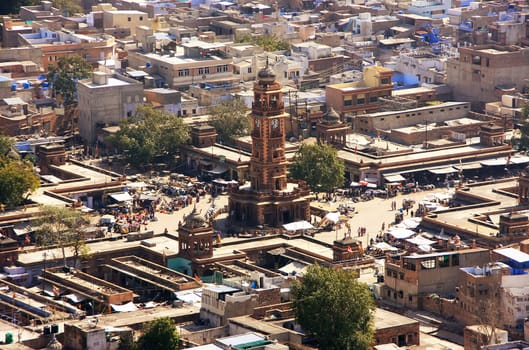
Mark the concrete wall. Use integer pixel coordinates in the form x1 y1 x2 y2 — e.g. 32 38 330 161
102 11 149 37
447 46 529 109
355 102 471 134
77 74 144 143
0 46 42 66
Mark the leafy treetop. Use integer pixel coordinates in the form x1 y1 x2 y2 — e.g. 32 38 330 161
0 135 39 207
108 105 189 168
237 34 290 52
292 264 375 350
47 55 92 106
34 205 89 267
289 143 345 193
136 317 180 350
208 99 250 144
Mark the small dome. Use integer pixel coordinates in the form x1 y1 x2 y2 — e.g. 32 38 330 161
184 206 207 228
322 107 341 124
46 335 63 350
258 66 276 81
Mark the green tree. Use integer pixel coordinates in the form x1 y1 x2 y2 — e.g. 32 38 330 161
208 99 250 144
237 34 290 52
52 0 82 16
289 143 345 194
0 157 39 207
109 105 189 168
34 206 90 267
137 317 180 350
291 265 375 350
47 55 92 106
0 134 14 156
0 0 39 15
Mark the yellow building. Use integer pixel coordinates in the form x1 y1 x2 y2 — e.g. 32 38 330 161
103 10 150 38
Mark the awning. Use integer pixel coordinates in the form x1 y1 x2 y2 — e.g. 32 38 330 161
175 290 202 305
454 163 482 170
13 225 32 236
365 177 378 184
109 192 133 203
494 247 529 263
387 228 416 240
384 174 406 182
481 158 508 166
279 261 309 276
406 236 436 246
324 212 341 224
374 242 398 251
428 167 457 175
126 181 150 189
111 302 138 313
139 194 158 201
208 165 228 175
510 155 529 165
213 179 238 185
65 293 87 303
283 220 314 232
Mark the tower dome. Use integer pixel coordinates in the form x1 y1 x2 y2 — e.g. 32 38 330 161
322 107 341 124
184 206 207 229
257 65 276 83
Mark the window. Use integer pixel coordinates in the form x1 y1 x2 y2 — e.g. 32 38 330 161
192 109 196 114
370 96 377 103
178 69 190 77
247 67 252 73
472 55 481 65
357 98 365 104
452 254 459 266
139 16 143 21
421 259 436 269
381 78 390 84
198 68 204 75
344 97 352 106
438 255 450 268
128 17 131 22
216 65 223 73
204 67 210 74
403 261 416 271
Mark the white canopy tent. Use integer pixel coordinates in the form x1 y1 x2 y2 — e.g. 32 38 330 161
374 242 398 251
110 302 138 312
109 192 133 203
283 220 314 231
387 228 416 240
324 212 341 224
406 236 436 246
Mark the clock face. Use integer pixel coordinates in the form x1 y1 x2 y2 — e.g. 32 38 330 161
271 119 279 128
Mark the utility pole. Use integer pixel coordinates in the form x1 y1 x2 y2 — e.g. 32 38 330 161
424 120 428 149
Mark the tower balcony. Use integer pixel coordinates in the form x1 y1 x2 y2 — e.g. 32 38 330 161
252 102 285 116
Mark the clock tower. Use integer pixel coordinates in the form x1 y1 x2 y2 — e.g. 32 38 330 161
250 66 288 193
229 65 311 227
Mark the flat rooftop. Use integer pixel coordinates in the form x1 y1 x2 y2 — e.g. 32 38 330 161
375 308 418 329
80 77 131 88
432 180 519 235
